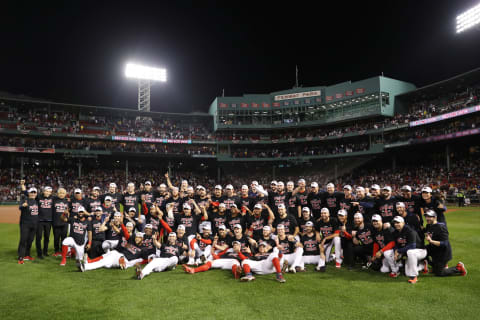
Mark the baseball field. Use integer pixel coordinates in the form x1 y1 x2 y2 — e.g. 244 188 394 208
0 206 479 320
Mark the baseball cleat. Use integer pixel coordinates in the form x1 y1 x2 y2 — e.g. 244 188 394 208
422 261 429 274
119 257 126 270
200 255 206 264
408 276 418 284
456 262 467 276
316 266 326 272
240 274 255 282
389 272 399 278
276 274 286 283
53 252 61 257
335 262 341 269
282 260 289 273
182 264 195 274
18 259 24 265
135 264 143 279
60 259 67 266
82 253 88 265
233 266 242 279
289 267 296 274
79 261 85 272
24 256 34 261
295 266 305 272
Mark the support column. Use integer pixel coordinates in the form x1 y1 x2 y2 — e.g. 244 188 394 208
334 163 338 182
77 159 82 179
446 144 450 171
125 160 129 184
20 157 24 178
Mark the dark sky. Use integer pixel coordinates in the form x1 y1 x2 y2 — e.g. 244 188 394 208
1 0 479 113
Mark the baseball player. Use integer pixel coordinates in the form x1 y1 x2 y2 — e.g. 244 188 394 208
337 209 354 269
273 204 299 236
424 210 467 277
85 187 102 213
101 196 116 218
276 224 303 273
102 212 123 252
89 207 109 258
52 188 70 257
34 186 54 259
396 202 423 240
212 224 233 255
351 212 374 268
226 203 247 232
70 189 87 216
350 186 375 223
209 202 228 234
269 181 287 212
247 203 275 241
101 183 122 211
122 182 141 215
153 183 168 208
369 184 381 199
370 214 398 277
307 182 323 221
322 183 344 216
374 186 397 228
17 186 39 264
80 230 146 272
183 239 245 279
398 185 422 224
392 215 427 283
240 242 286 283
59 206 92 267
135 231 184 280
297 207 315 235
339 185 355 217
294 179 309 219
285 181 298 218
419 187 447 224
299 221 324 271
189 224 213 264
317 207 342 269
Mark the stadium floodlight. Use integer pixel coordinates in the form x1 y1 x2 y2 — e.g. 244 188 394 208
456 3 480 33
125 62 167 112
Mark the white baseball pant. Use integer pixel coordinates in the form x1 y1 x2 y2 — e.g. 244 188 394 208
379 249 399 273
319 237 342 267
84 250 142 270
62 237 84 260
283 247 304 270
210 258 240 270
102 240 119 252
405 248 427 277
142 256 179 276
299 255 321 269
242 248 283 275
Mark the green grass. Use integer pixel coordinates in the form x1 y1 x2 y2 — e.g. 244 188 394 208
1 207 479 320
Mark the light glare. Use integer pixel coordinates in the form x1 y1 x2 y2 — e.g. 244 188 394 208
456 3 480 33
125 63 167 81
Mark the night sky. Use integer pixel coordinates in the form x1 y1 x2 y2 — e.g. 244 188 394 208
1 0 479 113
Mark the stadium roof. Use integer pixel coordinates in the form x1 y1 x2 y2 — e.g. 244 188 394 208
396 67 480 101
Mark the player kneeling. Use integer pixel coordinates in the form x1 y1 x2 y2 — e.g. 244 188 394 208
59 206 92 267
135 232 184 280
240 243 286 283
370 214 399 277
276 224 303 273
79 231 146 272
183 240 245 279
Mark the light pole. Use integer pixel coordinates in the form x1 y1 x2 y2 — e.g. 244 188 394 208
125 62 167 112
456 3 480 34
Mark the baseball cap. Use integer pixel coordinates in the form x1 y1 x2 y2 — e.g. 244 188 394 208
270 180 277 185
226 184 234 190
93 186 101 191
354 212 363 219
422 187 432 193
233 224 242 229
109 183 117 188
74 188 82 194
424 210 437 217
182 180 188 184
94 207 103 212
183 203 191 210
276 224 285 230
215 185 223 190
144 224 153 229
258 241 268 247
218 224 227 231
251 181 259 186
393 216 404 224
159 183 167 188
277 204 286 210
128 207 136 212
126 222 134 227
371 184 380 190
326 183 335 188
396 202 405 208
311 182 319 188
321 207 329 213
127 182 135 187
136 214 146 221
114 212 122 217
241 185 249 190
230 203 237 208
177 225 186 231
77 206 86 213
203 224 211 231
401 185 412 192
371 214 382 221
187 186 194 191
305 221 314 227
298 178 306 184
337 209 347 216
356 186 365 192
172 187 179 192
277 181 284 187
44 186 52 191
232 240 241 245
28 187 37 193
168 232 177 237
383 186 392 192
254 204 263 210
145 181 152 186
287 181 294 186
343 185 352 191
104 196 112 201
197 185 206 191
302 207 310 212
263 225 271 231
135 232 144 238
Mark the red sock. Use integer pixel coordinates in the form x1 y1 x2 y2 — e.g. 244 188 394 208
141 259 148 265
87 256 103 263
70 248 76 258
232 264 238 275
190 239 197 250
243 264 251 274
61 245 68 263
272 257 282 273
194 261 212 273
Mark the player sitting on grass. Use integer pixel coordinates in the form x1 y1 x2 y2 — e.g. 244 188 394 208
275 224 303 273
240 242 286 283
370 214 398 277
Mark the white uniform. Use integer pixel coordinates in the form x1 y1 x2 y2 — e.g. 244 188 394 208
379 249 399 273
282 247 304 270
300 255 321 269
405 248 427 277
102 240 119 252
209 258 241 270
141 256 179 276
318 237 342 267
84 250 142 271
62 237 84 261
242 248 283 275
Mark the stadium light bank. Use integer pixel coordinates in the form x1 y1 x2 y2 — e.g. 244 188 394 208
456 2 480 33
125 62 167 112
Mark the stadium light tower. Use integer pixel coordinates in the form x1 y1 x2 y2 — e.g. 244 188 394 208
456 3 480 33
125 62 167 112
